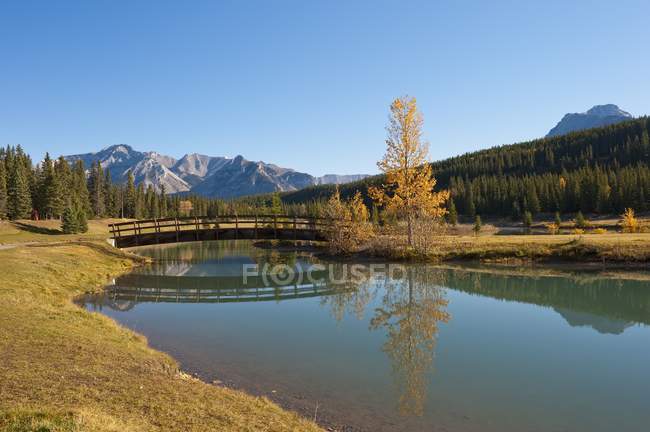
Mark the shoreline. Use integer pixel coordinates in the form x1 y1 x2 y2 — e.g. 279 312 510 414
0 240 322 432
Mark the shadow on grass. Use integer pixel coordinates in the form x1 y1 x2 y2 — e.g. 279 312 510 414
13 221 63 235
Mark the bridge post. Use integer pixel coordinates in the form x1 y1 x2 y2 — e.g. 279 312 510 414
134 221 139 246
235 215 239 239
175 218 179 243
194 216 199 241
293 216 297 241
254 214 258 239
273 215 278 239
154 218 159 244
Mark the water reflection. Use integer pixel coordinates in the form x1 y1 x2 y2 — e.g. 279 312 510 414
370 267 450 416
80 241 650 431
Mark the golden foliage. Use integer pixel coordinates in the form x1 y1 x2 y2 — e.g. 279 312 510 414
324 189 374 254
369 96 450 246
545 222 560 235
621 208 639 233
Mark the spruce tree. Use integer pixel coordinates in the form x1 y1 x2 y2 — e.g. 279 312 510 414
473 215 482 236
523 211 532 234
159 184 168 217
575 211 588 229
38 153 64 219
61 205 78 234
270 192 282 215
125 171 136 218
0 156 7 219
104 170 115 217
76 205 88 233
6 147 32 220
447 198 458 226
89 161 105 217
72 160 91 217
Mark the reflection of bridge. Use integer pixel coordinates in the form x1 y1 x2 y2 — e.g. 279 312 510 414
109 215 330 248
84 272 349 310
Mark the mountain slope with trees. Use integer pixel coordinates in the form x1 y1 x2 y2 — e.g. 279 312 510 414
274 117 650 218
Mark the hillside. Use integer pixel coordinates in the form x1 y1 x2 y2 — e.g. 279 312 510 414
269 117 650 217
66 146 368 198
546 104 633 137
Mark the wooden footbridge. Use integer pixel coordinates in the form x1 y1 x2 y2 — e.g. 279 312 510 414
109 215 330 248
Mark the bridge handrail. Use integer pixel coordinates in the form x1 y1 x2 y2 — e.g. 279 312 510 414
108 214 339 238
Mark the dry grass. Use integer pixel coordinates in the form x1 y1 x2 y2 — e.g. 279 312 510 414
0 219 125 245
369 232 650 263
0 242 321 432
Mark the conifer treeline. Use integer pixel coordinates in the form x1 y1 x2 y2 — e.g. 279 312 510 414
0 146 321 223
275 117 650 217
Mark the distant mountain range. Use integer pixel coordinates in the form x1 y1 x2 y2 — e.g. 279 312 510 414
65 145 369 198
546 104 633 137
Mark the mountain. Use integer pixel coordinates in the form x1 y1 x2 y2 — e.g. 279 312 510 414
271 116 650 217
313 174 369 185
65 145 369 198
546 104 633 137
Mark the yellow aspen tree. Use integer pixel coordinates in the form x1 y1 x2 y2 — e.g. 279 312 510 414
621 208 639 233
369 96 449 246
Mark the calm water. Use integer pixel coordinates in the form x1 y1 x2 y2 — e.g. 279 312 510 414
80 241 650 431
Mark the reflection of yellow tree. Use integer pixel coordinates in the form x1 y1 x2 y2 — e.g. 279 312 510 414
370 266 450 416
320 264 376 322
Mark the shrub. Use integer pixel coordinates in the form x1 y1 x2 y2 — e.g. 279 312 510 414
621 208 639 233
473 215 482 236
545 222 559 235
575 211 589 229
324 189 374 254
593 228 607 234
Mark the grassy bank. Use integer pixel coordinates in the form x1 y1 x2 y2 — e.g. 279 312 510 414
0 241 321 432
368 232 650 263
0 219 123 245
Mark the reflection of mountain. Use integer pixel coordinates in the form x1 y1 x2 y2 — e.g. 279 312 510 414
444 269 650 333
554 308 634 335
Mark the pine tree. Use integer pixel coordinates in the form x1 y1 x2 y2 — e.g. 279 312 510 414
61 205 78 233
525 182 540 215
72 160 91 217
104 170 116 217
76 205 88 233
270 192 282 215
473 215 482 236
0 156 7 219
89 161 105 217
447 198 458 226
523 211 532 234
38 153 64 219
159 184 168 217
125 172 136 218
575 211 588 229
6 147 32 220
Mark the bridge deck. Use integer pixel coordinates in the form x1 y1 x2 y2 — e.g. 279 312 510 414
109 215 329 248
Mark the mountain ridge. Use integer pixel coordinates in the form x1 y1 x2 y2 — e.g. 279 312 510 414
546 104 633 137
65 145 369 198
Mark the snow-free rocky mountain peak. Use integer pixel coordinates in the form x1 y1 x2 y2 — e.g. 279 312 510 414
546 104 633 137
65 145 369 198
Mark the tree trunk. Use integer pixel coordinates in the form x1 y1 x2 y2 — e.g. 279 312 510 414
407 212 413 247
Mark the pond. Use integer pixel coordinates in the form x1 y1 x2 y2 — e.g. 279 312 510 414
79 241 650 431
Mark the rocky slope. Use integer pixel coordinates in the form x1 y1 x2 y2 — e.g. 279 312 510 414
66 145 368 198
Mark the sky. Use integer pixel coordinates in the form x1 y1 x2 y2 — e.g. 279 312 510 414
1 0 649 176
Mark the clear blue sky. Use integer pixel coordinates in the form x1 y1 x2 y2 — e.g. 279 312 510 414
1 0 648 176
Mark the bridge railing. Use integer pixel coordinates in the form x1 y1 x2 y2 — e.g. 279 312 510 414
108 214 331 239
